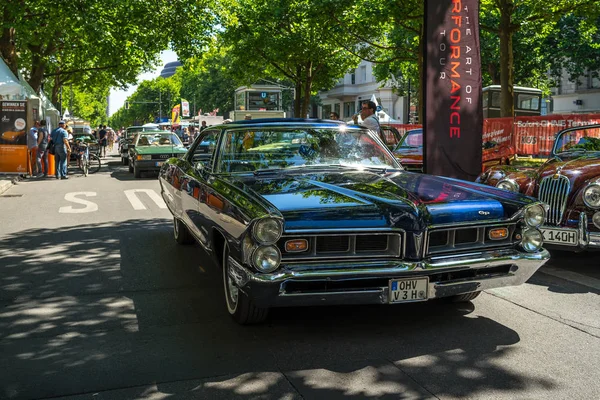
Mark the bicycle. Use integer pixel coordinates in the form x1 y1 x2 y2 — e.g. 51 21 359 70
75 140 101 176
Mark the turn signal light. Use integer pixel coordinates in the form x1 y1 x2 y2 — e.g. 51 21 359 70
285 239 308 252
489 228 509 240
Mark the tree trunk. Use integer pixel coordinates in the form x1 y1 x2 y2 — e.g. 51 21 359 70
301 62 313 118
498 0 515 117
294 66 302 117
27 45 46 94
417 24 424 124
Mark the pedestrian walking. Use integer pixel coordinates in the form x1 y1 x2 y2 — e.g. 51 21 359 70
27 120 40 176
37 120 49 177
98 125 107 157
51 120 71 180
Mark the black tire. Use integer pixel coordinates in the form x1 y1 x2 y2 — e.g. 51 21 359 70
173 217 195 245
133 164 141 178
223 244 268 324
88 154 101 174
128 160 133 173
450 291 481 303
122 156 128 165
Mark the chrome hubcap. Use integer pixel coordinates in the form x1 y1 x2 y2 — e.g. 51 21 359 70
226 262 239 306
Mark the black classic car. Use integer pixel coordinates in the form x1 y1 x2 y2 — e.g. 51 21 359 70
159 119 549 324
477 124 600 251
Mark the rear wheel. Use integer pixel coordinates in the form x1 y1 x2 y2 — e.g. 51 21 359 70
450 291 481 302
88 154 101 174
173 217 195 245
223 244 268 324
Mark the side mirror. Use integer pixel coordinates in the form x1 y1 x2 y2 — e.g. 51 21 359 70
129 144 135 149
194 162 204 173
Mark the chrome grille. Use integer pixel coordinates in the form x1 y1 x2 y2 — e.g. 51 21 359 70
279 233 402 261
152 154 174 160
538 175 570 226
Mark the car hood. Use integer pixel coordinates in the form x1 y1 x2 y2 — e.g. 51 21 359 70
537 155 600 187
136 146 187 154
230 170 533 231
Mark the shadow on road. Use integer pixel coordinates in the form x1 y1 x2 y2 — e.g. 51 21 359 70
528 250 600 295
0 220 556 399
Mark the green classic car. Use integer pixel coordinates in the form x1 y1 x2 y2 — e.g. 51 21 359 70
128 131 188 178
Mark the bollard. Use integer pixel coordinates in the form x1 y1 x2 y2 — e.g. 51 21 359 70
48 153 56 176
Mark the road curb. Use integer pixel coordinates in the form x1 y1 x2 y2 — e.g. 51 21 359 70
0 179 13 195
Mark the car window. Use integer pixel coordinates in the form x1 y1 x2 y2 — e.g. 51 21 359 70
217 127 399 173
400 130 423 148
189 130 220 169
136 133 183 147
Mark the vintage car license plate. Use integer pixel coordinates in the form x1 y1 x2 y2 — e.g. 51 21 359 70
155 161 164 167
389 277 428 303
541 227 578 246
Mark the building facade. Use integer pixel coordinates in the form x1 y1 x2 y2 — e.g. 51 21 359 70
550 69 600 114
317 60 409 123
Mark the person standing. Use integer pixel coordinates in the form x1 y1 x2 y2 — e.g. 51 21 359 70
200 121 207 131
353 101 380 135
329 112 340 120
98 125 107 157
27 120 40 176
51 120 71 179
37 120 49 177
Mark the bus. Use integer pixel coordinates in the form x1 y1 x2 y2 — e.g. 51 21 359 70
482 85 542 118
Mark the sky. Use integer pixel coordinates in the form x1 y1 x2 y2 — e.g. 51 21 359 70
108 50 178 116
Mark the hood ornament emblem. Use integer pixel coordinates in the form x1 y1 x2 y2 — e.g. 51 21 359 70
478 210 490 216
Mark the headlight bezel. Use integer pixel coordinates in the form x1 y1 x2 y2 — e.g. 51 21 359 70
520 228 544 253
496 178 519 193
582 183 600 209
523 204 546 228
252 245 282 273
252 217 283 245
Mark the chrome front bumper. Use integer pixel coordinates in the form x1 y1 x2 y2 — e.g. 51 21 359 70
545 213 600 250
228 248 550 308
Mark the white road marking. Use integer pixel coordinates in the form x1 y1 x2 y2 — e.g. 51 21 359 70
59 192 98 213
124 189 167 210
540 266 600 291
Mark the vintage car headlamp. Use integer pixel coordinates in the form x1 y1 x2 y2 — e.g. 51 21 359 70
253 218 283 244
583 184 600 209
524 204 545 228
252 245 281 273
520 228 543 252
496 179 519 193
593 212 600 229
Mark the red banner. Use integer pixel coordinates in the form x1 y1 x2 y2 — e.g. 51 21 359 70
424 0 483 180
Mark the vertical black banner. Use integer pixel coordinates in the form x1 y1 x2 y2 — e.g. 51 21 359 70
423 0 483 180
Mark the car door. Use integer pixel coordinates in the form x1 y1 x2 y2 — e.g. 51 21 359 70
179 129 221 246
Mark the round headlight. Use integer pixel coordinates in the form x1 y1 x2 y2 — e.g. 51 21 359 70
593 212 600 229
583 184 600 209
252 245 281 273
496 179 519 192
524 204 545 227
521 229 543 252
253 218 283 244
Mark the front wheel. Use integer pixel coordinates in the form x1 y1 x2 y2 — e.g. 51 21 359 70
133 164 141 178
450 291 481 303
223 244 268 324
173 217 195 245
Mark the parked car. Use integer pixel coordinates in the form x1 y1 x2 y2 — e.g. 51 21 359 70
391 129 514 173
476 124 600 251
128 131 187 178
393 128 423 172
159 119 549 324
120 125 160 165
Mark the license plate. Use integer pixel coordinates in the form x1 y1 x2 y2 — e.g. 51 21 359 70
155 162 164 167
389 277 429 303
541 227 578 246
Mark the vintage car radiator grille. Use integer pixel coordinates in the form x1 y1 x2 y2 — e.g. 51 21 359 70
278 233 402 261
151 154 175 160
538 175 570 226
426 224 517 256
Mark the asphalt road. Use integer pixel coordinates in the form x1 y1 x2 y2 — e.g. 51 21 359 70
0 149 599 400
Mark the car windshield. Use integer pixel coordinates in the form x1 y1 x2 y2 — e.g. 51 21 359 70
554 126 600 154
137 133 183 147
218 126 400 173
398 130 423 149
